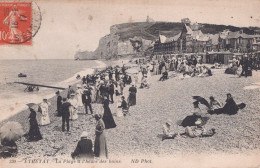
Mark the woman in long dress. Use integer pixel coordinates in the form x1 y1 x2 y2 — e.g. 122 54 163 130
102 96 116 129
25 106 43 141
39 99 51 126
90 85 96 103
68 94 78 120
94 114 108 158
75 85 84 114
96 82 103 104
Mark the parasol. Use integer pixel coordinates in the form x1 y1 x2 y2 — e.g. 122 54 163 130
0 121 24 141
26 103 39 112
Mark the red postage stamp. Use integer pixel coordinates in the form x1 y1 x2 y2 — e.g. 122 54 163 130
0 2 32 45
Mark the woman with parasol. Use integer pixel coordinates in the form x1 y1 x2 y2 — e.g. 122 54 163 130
24 103 43 142
0 121 24 158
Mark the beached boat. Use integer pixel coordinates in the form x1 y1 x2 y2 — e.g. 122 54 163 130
18 73 27 77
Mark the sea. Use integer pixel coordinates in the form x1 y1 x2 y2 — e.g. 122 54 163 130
0 59 107 122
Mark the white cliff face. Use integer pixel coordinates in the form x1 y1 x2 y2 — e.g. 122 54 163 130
94 34 120 59
75 24 155 60
90 34 154 59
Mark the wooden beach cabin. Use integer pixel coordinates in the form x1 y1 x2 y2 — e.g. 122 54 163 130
206 51 234 64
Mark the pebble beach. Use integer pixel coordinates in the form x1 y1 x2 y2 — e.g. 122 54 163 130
0 62 260 160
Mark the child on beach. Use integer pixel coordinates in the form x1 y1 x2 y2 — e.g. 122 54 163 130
118 96 128 116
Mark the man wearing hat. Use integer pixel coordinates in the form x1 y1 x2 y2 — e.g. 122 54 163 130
128 84 137 106
108 80 115 103
71 131 94 159
82 86 93 115
56 91 62 117
60 98 71 132
239 54 249 77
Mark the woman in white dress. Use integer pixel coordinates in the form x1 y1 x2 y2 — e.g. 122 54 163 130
68 94 78 120
91 85 96 103
39 98 51 126
75 84 84 114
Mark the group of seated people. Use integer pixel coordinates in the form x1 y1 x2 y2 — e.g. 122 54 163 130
162 93 246 140
181 64 212 78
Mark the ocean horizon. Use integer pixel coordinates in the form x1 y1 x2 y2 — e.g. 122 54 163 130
0 59 106 122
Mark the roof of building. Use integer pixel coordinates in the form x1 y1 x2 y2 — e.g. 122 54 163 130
226 31 253 39
207 34 219 45
164 32 182 43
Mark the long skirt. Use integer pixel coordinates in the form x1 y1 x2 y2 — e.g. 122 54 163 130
128 93 136 106
69 106 78 120
39 113 50 126
102 108 116 129
26 120 43 141
91 90 96 103
94 132 108 158
96 92 103 104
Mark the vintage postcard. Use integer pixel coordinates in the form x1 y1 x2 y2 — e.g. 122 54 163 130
0 0 259 167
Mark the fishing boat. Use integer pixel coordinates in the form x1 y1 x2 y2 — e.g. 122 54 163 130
18 73 27 77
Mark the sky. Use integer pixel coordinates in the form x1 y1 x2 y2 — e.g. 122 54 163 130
0 0 260 59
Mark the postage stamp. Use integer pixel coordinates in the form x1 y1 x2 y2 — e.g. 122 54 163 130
0 2 32 45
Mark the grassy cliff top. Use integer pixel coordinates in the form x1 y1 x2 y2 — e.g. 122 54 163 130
112 21 257 41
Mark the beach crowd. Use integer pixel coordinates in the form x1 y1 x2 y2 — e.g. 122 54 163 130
0 53 251 159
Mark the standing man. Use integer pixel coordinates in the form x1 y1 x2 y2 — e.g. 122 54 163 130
115 68 119 81
82 87 93 115
128 84 137 106
239 55 249 78
61 98 71 132
56 91 62 117
118 96 128 116
108 81 115 103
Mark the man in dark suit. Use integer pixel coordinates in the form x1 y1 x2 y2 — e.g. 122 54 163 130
128 85 137 106
60 98 71 132
82 87 93 114
56 91 62 117
108 81 115 103
71 131 94 159
239 55 249 77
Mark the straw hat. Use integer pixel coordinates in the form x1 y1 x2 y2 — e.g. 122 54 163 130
80 131 89 138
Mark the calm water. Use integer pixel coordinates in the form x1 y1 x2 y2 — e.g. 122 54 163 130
0 59 105 121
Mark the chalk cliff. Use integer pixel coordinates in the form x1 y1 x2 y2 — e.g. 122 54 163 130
75 21 256 60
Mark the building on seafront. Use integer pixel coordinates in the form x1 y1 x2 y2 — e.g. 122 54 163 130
152 22 260 64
